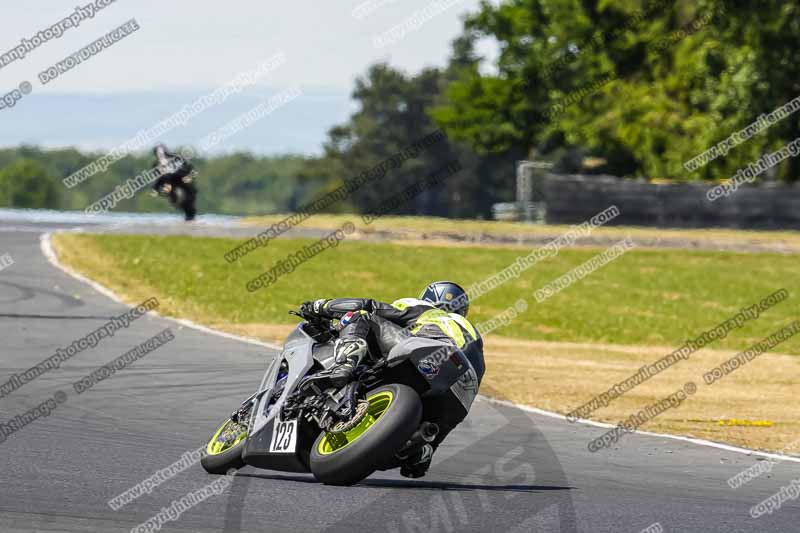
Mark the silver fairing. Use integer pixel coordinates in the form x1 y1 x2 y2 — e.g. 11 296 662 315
246 322 476 436
248 325 316 435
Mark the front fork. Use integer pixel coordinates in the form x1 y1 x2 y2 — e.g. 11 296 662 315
230 391 260 427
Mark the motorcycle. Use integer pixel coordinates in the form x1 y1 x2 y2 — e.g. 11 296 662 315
200 307 474 485
155 174 197 221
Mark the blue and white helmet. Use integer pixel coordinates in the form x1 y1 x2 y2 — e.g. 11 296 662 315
419 281 469 317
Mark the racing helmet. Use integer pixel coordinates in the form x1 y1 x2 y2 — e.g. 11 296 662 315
419 281 469 317
153 143 169 163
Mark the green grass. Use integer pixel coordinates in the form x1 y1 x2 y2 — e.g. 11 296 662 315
56 233 800 354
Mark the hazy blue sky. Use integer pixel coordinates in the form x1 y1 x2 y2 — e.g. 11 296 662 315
0 1 494 154
1 0 489 91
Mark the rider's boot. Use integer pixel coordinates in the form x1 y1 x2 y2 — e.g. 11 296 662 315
400 444 433 478
330 338 367 386
184 203 197 221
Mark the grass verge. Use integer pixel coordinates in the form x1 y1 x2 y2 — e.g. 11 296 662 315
51 231 800 453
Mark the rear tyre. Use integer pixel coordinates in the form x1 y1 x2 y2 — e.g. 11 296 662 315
201 418 247 474
310 383 422 486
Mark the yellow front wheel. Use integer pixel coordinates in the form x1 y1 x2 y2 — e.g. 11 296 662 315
201 418 247 474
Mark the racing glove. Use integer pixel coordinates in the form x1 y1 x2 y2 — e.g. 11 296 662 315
300 299 329 320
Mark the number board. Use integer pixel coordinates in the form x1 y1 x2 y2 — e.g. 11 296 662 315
269 419 298 454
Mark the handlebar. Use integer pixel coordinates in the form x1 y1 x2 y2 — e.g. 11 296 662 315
289 308 333 328
290 309 336 343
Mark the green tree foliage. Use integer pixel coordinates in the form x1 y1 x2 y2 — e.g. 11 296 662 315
322 62 521 219
0 147 317 216
3 0 797 217
323 64 455 217
434 0 800 181
0 158 60 208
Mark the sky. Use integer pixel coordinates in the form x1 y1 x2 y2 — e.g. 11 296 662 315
0 0 494 154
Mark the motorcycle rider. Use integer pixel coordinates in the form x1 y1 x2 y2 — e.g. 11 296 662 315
150 143 197 221
301 281 484 478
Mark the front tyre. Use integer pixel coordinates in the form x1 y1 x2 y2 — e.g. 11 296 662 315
201 418 248 474
310 383 422 486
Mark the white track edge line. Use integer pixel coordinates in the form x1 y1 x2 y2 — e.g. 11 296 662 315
40 232 282 351
41 232 800 464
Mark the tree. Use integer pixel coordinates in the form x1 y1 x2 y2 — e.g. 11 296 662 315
319 61 522 220
0 158 61 208
323 63 458 217
432 0 800 181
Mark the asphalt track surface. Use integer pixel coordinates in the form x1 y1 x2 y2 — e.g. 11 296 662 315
1 218 799 532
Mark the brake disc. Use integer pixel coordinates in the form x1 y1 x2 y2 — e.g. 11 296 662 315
218 422 246 444
328 400 369 434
